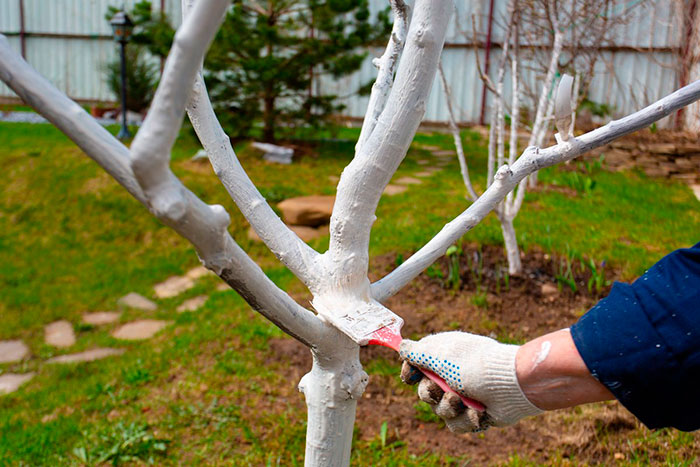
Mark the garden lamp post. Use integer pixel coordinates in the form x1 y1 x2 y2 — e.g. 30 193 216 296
109 11 134 140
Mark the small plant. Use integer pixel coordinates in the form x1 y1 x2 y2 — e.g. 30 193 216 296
121 362 154 386
72 422 169 466
425 264 444 281
555 245 578 292
494 264 510 294
586 258 611 296
445 245 462 290
380 421 388 449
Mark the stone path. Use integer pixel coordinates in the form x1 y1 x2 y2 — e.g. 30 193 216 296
177 295 208 313
44 320 76 348
117 292 157 311
0 373 35 394
112 320 170 340
83 311 121 325
0 340 29 364
154 276 195 299
47 348 125 364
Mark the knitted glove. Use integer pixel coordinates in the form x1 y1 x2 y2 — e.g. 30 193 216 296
399 331 542 432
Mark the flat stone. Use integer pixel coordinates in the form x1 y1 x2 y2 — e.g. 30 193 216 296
277 196 335 227
0 340 30 364
395 177 422 185
112 320 170 340
117 292 157 311
216 282 230 292
82 311 121 326
44 320 76 348
46 348 125 364
290 224 330 242
185 265 212 280
415 144 441 151
414 171 435 178
416 159 430 165
541 282 559 297
383 184 408 196
328 175 340 183
432 150 456 157
154 276 195 299
647 143 677 155
435 160 450 167
691 184 700 202
0 373 35 395
177 295 208 313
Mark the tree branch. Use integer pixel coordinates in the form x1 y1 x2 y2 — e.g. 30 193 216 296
355 0 409 154
438 61 478 202
326 0 453 294
0 26 326 349
181 1 322 291
371 79 700 301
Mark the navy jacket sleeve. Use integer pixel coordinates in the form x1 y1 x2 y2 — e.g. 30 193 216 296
570 242 700 431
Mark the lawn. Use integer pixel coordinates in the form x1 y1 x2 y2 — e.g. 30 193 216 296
0 121 698 465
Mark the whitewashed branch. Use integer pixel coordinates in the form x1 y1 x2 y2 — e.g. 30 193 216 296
371 79 700 301
438 61 478 202
0 32 326 348
355 0 409 154
0 36 145 204
327 0 453 293
181 3 322 291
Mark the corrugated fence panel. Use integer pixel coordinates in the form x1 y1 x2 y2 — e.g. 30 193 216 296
24 36 117 100
0 35 20 97
0 0 19 32
0 0 690 128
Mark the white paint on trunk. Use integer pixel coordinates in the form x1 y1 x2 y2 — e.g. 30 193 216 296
3 0 700 463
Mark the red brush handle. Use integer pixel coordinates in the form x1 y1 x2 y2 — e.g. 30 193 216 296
368 327 486 413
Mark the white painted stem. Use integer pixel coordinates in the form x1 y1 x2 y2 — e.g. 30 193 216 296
371 79 700 301
328 0 452 293
499 214 521 275
438 61 478 201
528 25 563 187
298 329 367 467
0 35 145 204
181 3 321 291
355 0 408 154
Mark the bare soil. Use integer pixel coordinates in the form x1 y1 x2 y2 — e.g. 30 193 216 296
269 245 700 464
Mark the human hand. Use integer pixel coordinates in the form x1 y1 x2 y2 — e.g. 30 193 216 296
399 332 542 433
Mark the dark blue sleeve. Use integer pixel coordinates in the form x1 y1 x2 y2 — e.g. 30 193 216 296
570 242 700 431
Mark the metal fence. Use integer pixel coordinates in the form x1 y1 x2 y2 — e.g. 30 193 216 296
0 0 695 128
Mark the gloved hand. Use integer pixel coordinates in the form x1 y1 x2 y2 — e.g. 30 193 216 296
399 331 542 433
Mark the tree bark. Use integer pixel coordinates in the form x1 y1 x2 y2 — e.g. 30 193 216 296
298 328 367 467
499 215 522 275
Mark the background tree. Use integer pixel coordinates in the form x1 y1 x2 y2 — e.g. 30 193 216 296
205 0 390 142
2 0 699 464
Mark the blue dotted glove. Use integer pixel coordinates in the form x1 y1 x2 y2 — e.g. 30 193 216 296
400 331 542 432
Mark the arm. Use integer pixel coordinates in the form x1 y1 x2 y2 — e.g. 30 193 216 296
515 329 613 411
402 242 700 432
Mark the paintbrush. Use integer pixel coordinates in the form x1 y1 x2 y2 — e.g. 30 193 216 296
312 297 486 412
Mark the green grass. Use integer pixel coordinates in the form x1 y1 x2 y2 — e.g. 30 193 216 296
0 122 698 464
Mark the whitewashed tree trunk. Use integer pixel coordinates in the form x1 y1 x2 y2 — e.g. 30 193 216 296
2 0 700 464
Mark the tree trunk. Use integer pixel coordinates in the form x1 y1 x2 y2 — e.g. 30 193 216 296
263 95 275 143
298 328 367 467
500 215 522 275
